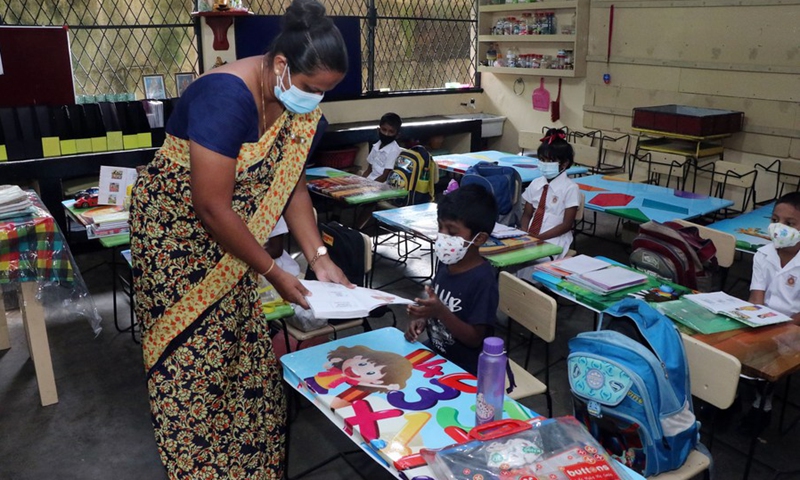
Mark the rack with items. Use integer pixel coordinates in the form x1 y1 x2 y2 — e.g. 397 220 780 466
478 0 589 78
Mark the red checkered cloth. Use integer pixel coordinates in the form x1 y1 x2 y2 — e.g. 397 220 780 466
0 193 74 284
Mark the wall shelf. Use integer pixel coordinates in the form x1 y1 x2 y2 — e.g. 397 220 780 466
478 66 578 77
478 0 589 78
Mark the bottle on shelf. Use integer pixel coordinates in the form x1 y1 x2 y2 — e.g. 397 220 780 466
475 337 507 426
506 46 517 68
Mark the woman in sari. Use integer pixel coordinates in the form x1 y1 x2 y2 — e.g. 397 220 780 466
129 0 350 477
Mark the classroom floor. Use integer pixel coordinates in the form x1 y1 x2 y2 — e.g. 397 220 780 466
1 211 798 480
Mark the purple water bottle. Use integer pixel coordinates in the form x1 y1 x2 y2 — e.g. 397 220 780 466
475 337 507 426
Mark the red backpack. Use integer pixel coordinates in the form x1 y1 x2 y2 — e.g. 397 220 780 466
630 221 719 291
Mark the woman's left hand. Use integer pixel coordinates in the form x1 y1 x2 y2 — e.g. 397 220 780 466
312 256 355 287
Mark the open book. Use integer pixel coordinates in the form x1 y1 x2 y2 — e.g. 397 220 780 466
683 292 792 328
301 280 414 319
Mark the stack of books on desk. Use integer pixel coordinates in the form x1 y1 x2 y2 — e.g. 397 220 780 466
63 200 129 239
0 185 34 219
536 255 648 295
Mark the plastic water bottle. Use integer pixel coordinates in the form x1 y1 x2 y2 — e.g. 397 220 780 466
475 337 507 425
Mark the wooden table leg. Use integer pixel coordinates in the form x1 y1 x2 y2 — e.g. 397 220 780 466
0 289 9 351
20 282 58 406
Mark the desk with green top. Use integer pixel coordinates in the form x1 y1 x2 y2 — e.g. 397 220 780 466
372 202 562 287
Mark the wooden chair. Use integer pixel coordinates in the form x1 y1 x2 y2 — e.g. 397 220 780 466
755 158 800 206
498 272 557 417
278 230 395 354
696 160 758 218
648 335 741 479
626 151 688 189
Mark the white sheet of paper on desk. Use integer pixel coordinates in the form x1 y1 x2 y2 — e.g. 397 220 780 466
555 254 612 275
492 222 527 239
98 166 138 206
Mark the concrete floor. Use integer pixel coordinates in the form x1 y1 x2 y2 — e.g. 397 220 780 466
1 211 799 480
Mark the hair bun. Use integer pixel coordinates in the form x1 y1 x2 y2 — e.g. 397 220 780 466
283 0 327 32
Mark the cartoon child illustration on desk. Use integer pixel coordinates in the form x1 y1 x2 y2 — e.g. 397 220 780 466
305 345 413 409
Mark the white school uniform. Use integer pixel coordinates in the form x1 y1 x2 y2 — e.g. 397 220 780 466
750 243 800 317
366 140 402 181
516 171 580 280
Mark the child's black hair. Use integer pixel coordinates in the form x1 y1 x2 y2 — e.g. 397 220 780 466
537 128 574 166
437 183 497 236
380 112 402 131
776 191 800 211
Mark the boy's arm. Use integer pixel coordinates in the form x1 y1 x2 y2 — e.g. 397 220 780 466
408 286 487 348
538 205 578 241
362 165 373 178
748 290 765 305
374 168 392 183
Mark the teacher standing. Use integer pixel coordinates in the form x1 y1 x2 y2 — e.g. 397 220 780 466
129 0 350 477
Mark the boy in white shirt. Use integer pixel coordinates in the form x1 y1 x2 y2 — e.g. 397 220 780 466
362 112 403 182
516 128 580 281
740 192 800 435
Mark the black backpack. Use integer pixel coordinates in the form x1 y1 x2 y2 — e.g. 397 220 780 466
305 221 367 287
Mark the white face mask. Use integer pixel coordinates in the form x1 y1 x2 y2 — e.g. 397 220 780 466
434 232 478 265
538 161 560 180
273 65 324 114
768 222 800 249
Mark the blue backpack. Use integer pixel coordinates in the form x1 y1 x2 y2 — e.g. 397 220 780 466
567 298 698 477
461 161 522 224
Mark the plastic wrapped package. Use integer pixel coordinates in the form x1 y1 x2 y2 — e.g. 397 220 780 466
0 189 102 335
421 417 635 480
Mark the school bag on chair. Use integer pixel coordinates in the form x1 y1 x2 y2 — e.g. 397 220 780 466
386 145 438 206
630 220 720 292
460 161 522 226
567 298 699 477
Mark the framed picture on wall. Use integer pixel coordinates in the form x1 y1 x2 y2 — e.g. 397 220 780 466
175 72 196 97
143 74 166 100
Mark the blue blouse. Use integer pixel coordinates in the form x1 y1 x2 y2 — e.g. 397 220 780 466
166 73 260 159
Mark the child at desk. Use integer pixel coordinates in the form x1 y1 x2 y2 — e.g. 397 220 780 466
516 128 580 280
356 112 403 229
362 112 403 182
741 192 800 434
404 184 499 374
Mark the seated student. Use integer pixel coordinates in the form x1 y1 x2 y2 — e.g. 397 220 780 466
356 112 403 229
516 128 580 280
741 191 800 434
362 112 403 182
404 184 499 374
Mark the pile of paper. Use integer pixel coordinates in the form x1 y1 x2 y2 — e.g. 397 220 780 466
569 266 649 295
491 222 528 239
0 185 34 218
534 254 611 278
535 255 648 295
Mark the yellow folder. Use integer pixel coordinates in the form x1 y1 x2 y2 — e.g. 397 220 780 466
41 137 61 157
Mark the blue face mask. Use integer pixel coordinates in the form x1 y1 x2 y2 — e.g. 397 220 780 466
273 65 324 114
539 161 560 180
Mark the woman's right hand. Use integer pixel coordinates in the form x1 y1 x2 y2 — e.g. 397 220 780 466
268 268 311 309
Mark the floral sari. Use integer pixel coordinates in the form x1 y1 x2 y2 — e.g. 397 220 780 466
129 108 320 479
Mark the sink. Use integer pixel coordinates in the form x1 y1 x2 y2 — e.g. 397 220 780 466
444 113 506 138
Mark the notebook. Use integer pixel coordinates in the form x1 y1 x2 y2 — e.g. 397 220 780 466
683 292 792 328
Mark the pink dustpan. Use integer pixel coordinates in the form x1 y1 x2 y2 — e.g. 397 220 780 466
532 77 550 112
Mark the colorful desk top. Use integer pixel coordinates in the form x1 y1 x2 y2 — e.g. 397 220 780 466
574 175 734 223
305 167 408 205
433 150 588 183
281 328 538 479
372 203 563 267
708 202 773 253
1 191 73 284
